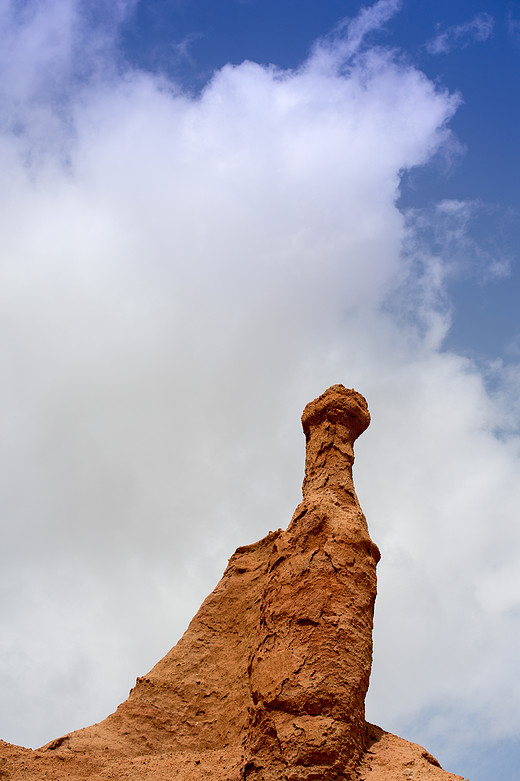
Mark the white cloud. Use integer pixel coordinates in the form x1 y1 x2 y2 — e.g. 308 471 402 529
310 0 402 67
427 12 494 55
0 2 518 777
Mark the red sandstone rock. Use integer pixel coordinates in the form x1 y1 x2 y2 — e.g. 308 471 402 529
0 386 467 780
243 386 380 781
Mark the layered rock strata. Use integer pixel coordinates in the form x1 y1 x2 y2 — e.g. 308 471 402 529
0 385 466 781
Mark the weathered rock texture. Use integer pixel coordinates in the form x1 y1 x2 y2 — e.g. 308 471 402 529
0 386 467 780
243 386 380 781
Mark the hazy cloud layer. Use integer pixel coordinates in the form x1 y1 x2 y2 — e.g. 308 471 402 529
0 1 518 775
427 12 494 55
508 13 520 45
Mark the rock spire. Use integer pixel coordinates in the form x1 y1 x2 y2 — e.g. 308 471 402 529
0 386 467 781
243 385 380 780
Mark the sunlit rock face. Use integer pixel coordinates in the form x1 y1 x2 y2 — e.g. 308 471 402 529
0 387 466 781
243 385 380 780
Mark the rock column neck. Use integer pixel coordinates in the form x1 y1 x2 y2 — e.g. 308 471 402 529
301 384 370 502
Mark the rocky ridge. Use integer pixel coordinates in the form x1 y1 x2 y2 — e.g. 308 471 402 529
0 385 467 780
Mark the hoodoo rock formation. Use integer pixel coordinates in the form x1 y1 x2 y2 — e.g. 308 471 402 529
243 386 380 781
0 386 467 780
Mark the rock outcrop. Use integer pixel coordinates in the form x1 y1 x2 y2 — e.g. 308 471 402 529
243 386 379 781
0 386 467 780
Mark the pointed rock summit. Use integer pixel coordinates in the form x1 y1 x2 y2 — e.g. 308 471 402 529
0 386 467 780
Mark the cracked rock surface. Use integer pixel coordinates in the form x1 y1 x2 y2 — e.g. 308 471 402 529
0 386 467 780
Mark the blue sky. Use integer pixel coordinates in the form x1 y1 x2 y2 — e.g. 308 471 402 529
0 2 519 781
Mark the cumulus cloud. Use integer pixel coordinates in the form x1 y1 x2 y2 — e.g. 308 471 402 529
0 2 518 776
427 12 494 55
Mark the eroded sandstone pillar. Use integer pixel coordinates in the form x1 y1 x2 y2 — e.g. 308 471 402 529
243 385 380 781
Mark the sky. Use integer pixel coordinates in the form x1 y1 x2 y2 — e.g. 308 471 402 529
0 1 519 779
